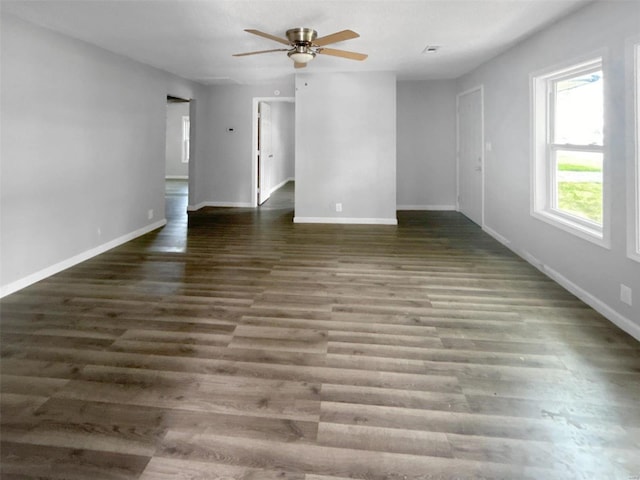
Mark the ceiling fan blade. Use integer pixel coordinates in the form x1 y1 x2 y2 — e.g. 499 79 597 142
294 62 307 69
313 29 359 47
233 48 288 57
244 29 290 46
317 48 368 61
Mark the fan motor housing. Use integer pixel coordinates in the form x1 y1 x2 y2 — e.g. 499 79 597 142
286 28 317 45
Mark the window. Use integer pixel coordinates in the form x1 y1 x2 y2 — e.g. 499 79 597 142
181 116 190 163
532 57 607 245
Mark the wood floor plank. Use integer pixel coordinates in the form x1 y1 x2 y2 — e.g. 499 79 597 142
317 422 453 457
320 383 469 411
156 430 558 480
327 341 566 369
118 328 232 346
139 457 304 480
318 401 638 449
446 432 640 478
327 330 443 348
241 314 445 337
1 419 158 458
1 374 70 397
0 393 50 424
229 326 329 353
466 394 640 427
0 441 150 479
52 377 321 422
1 183 638 479
460 375 640 406
326 353 432 374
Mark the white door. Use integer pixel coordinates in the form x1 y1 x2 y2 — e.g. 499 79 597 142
258 101 273 205
457 87 484 226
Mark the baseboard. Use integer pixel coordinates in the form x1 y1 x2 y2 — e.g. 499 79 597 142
165 175 188 180
187 201 254 211
0 220 167 299
270 177 294 194
483 225 511 248
397 204 456 211
542 265 640 341
187 180 293 212
293 217 398 225
483 226 640 341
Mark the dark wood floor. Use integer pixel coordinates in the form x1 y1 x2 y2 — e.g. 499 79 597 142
1 181 639 479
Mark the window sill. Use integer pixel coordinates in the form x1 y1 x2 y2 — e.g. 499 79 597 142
628 248 640 263
532 209 610 249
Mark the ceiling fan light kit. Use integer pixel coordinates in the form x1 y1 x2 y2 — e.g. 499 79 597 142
233 27 367 67
288 50 315 64
288 45 316 64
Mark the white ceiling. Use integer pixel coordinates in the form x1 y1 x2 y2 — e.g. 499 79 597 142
2 0 593 85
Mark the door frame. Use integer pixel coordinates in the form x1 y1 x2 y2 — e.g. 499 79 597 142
251 96 295 207
165 95 193 214
456 85 485 227
257 101 272 206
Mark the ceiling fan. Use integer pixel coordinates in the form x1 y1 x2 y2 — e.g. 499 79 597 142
233 28 368 68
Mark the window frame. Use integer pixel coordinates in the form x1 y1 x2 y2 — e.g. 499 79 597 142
629 41 640 262
531 54 610 247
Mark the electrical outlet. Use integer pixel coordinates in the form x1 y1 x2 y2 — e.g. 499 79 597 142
336 203 342 213
148 209 154 220
620 284 632 306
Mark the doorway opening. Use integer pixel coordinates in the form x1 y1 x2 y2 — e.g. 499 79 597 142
165 95 191 238
252 97 295 209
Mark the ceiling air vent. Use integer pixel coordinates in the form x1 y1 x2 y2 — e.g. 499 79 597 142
421 45 441 54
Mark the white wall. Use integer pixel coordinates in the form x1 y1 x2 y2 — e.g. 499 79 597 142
165 101 190 178
192 83 295 209
396 81 457 209
0 14 204 296
294 72 397 224
457 1 640 338
270 101 295 191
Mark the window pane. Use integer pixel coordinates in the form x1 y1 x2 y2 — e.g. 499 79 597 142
555 150 603 223
554 71 603 146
